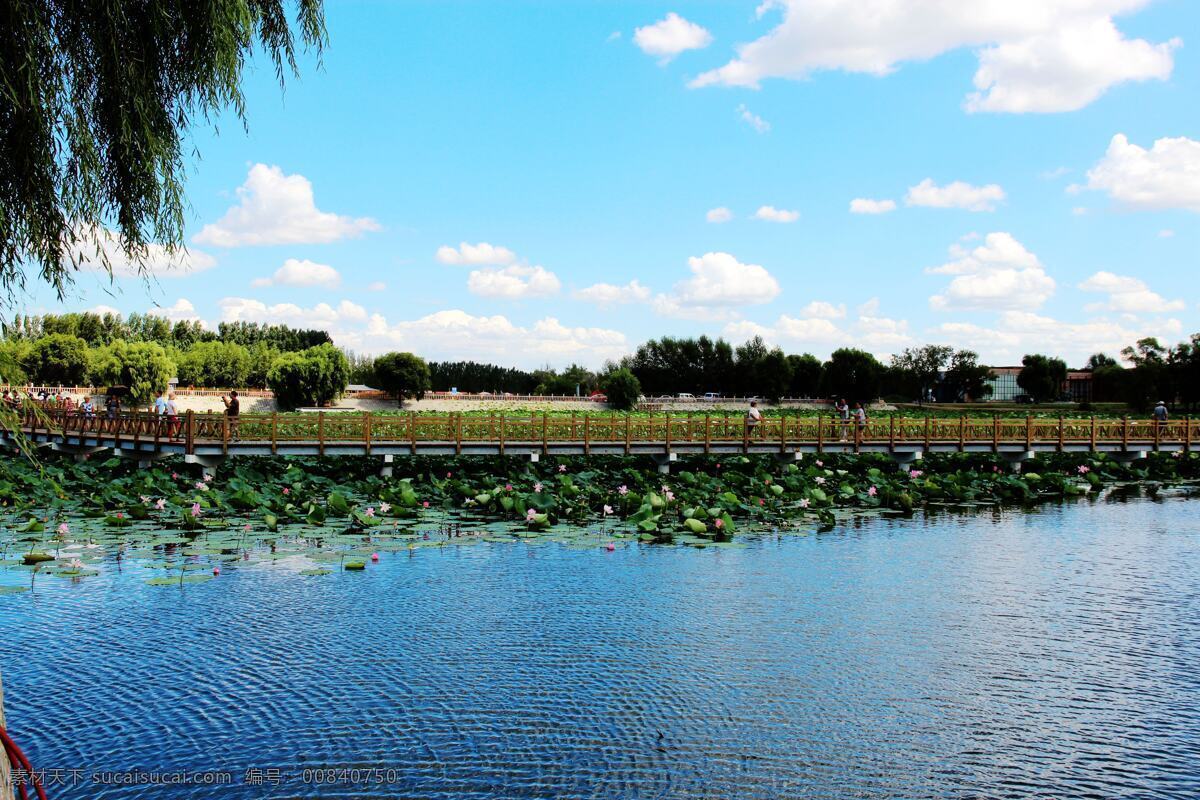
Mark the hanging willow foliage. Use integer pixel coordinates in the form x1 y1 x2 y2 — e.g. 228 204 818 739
0 0 326 301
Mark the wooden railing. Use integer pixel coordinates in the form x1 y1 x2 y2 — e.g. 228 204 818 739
13 409 1196 456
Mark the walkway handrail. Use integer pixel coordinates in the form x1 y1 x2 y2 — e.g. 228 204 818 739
12 408 1196 456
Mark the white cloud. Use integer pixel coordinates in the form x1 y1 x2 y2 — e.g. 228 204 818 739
337 310 630 369
218 297 367 327
857 298 880 316
367 281 388 291
72 228 216 278
928 232 1056 310
634 12 713 62
466 264 561 299
435 242 517 266
1084 134 1200 212
850 198 897 214
89 304 122 317
250 258 341 289
906 178 1005 211
723 309 913 358
1040 166 1071 180
659 252 781 317
737 104 771 133
689 1 1177 113
930 311 1183 366
195 164 379 247
147 298 204 325
799 300 846 320
573 280 651 307
706 206 733 223
754 205 799 223
1078 271 1186 313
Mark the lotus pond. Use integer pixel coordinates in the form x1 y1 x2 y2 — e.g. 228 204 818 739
1 484 1198 799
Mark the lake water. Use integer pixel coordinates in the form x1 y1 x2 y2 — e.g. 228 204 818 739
2 495 1198 799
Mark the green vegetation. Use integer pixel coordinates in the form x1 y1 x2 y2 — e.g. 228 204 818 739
2 0 325 296
601 368 641 411
370 352 431 407
1019 354 1068 402
267 344 351 410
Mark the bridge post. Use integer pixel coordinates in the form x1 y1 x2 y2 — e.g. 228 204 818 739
1002 450 1034 473
379 454 394 478
892 450 923 465
653 452 676 475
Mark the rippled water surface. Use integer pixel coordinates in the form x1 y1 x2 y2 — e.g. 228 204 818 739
2 497 1199 799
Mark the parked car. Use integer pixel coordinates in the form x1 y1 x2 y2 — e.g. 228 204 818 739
703 392 721 401
677 393 695 400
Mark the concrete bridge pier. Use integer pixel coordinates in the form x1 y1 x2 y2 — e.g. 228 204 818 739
380 454 394 478
891 450 924 466
653 452 677 475
1112 451 1148 466
529 452 540 463
1002 451 1035 473
775 452 800 472
184 454 225 480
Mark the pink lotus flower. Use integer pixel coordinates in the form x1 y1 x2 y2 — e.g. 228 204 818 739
814 476 826 485
171 472 178 479
558 465 567 473
190 503 202 517
57 522 70 535
909 469 924 478
663 490 675 502
365 507 376 517
212 566 220 576
815 460 823 467
799 498 810 508
1077 465 1091 474
446 471 453 479
422 501 430 508
505 484 513 491
195 481 208 491
714 518 724 529
282 487 290 495
868 486 877 496
605 542 616 551
617 485 628 496
115 512 125 519
533 482 543 493
154 498 166 510
371 552 380 562
66 558 83 570
140 495 151 504
758 498 765 506
603 504 613 515
526 508 538 522
380 502 391 513
243 523 252 531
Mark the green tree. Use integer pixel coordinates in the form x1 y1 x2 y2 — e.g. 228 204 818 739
758 348 793 403
372 352 430 407
120 342 175 406
786 354 823 398
176 341 251 388
821 348 883 403
2 0 326 297
1017 354 1067 402
942 350 992 401
267 343 349 410
602 368 641 411
890 344 952 403
25 333 89 385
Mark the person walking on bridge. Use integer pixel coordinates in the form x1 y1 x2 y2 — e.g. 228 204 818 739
746 399 763 438
1153 399 1169 434
221 391 241 441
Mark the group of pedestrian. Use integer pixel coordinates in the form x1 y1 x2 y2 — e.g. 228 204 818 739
743 397 869 440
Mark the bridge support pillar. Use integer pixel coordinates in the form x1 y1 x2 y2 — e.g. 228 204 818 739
379 454 394 478
1002 451 1034 473
653 453 677 475
184 454 225 480
529 452 540 463
891 450 924 466
1112 451 1147 466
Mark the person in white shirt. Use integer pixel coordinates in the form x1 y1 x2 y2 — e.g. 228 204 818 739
746 400 763 438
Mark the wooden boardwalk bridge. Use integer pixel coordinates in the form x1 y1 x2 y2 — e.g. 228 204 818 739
4 408 1195 475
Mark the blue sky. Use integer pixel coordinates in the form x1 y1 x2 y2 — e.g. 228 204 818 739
37 0 1199 368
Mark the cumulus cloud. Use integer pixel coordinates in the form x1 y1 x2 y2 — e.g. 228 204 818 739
689 1 1177 113
338 310 630 368
1084 134 1200 212
250 258 341 289
72 228 216 278
850 198 897 214
147 298 205 325
706 206 733 223
218 297 368 327
723 308 913 358
799 300 846 320
930 311 1183 366
754 205 799 223
572 280 651 307
195 164 379 247
928 232 1056 310
466 264 561 299
435 242 517 266
737 104 771 133
906 179 1006 211
1078 271 1186 313
634 12 713 62
655 252 781 318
